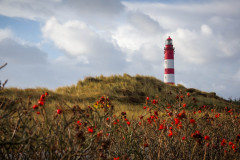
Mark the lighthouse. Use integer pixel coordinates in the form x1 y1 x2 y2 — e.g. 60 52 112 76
164 36 175 84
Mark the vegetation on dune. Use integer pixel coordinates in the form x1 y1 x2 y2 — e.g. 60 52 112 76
0 74 235 111
56 74 230 109
1 74 239 159
0 90 240 159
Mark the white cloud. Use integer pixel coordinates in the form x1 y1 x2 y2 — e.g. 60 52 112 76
112 11 164 55
64 0 124 16
201 24 212 36
138 44 162 62
0 28 12 41
42 17 127 72
0 0 124 23
42 17 95 56
128 11 162 35
0 0 56 20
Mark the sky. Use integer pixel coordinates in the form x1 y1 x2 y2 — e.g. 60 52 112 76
0 0 240 99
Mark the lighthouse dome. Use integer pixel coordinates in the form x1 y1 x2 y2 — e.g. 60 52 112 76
165 36 173 45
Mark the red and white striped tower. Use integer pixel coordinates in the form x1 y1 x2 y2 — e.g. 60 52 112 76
164 36 175 84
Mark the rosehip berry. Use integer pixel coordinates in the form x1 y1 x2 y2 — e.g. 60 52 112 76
57 109 62 114
32 104 38 109
40 94 45 101
204 136 210 140
38 100 44 106
144 143 149 147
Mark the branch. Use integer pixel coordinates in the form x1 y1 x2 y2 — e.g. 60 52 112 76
3 79 8 89
0 63 7 70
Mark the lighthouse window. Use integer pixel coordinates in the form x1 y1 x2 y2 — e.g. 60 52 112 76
165 40 172 45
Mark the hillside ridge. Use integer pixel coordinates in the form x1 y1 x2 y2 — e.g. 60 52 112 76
55 74 228 106
1 74 230 109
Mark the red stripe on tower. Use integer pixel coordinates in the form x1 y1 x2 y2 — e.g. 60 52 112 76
165 68 174 74
164 36 175 84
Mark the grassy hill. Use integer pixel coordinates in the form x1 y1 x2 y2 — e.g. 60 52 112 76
1 74 232 111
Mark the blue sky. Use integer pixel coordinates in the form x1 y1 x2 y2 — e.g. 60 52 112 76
0 15 42 43
0 0 240 99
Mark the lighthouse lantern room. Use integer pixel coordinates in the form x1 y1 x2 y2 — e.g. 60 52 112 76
164 36 175 84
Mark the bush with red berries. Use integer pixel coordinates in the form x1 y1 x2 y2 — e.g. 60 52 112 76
0 92 239 159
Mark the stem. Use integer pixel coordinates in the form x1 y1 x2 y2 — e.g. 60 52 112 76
190 141 198 160
203 144 207 160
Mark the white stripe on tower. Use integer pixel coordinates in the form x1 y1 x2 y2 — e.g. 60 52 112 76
164 36 175 84
164 74 174 83
164 59 174 69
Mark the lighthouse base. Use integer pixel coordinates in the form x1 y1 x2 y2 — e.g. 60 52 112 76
165 82 175 85
164 74 175 84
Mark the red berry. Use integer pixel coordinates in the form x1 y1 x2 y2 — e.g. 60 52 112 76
45 92 49 96
182 136 186 140
127 121 131 126
221 139 226 146
32 104 38 109
159 124 165 130
57 109 62 114
36 112 40 114
38 100 44 106
146 97 149 101
77 121 82 126
174 118 180 125
204 136 210 140
190 118 195 124
40 94 45 101
88 127 94 133
152 99 157 104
